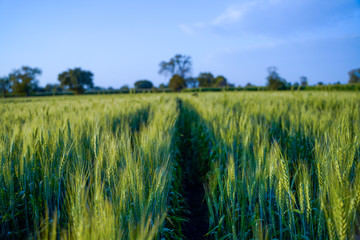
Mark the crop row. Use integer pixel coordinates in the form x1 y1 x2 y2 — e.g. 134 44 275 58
0 95 182 239
1 92 360 239
185 92 360 239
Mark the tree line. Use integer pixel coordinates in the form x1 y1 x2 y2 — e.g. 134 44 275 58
1 54 359 97
0 67 94 97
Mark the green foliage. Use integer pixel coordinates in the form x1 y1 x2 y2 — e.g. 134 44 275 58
168 74 186 92
196 73 231 88
58 68 94 94
0 76 11 97
182 86 267 92
159 54 192 78
196 72 215 87
348 68 360 84
158 83 167 89
9 66 41 95
0 95 181 239
134 80 153 89
266 66 287 90
1 92 360 240
44 83 63 94
183 92 360 239
119 85 129 91
185 77 197 88
305 83 360 91
300 76 308 87
214 75 227 87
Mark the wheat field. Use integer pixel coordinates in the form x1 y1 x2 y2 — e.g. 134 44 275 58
1 92 359 239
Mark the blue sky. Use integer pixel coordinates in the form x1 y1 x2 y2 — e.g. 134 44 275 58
0 0 359 87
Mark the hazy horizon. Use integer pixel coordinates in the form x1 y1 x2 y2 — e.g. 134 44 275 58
1 0 359 88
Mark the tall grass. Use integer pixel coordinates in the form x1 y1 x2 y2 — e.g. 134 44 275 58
1 92 360 239
183 92 360 239
0 95 181 239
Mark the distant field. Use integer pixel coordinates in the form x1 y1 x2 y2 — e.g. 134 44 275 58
1 92 360 239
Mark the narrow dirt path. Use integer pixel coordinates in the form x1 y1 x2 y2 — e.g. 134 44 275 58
181 170 208 240
177 99 209 240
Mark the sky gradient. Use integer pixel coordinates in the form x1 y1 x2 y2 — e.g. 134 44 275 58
1 0 359 87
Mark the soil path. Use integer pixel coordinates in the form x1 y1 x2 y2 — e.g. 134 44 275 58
177 99 209 240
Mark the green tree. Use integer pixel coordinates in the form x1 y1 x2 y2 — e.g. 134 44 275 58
214 75 227 87
134 80 153 89
300 76 308 87
0 76 11 97
159 54 192 78
9 66 41 96
197 72 215 87
168 74 186 92
120 85 129 91
159 83 167 89
266 67 287 90
45 84 62 94
58 68 94 94
291 82 300 90
348 68 360 84
186 77 197 88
